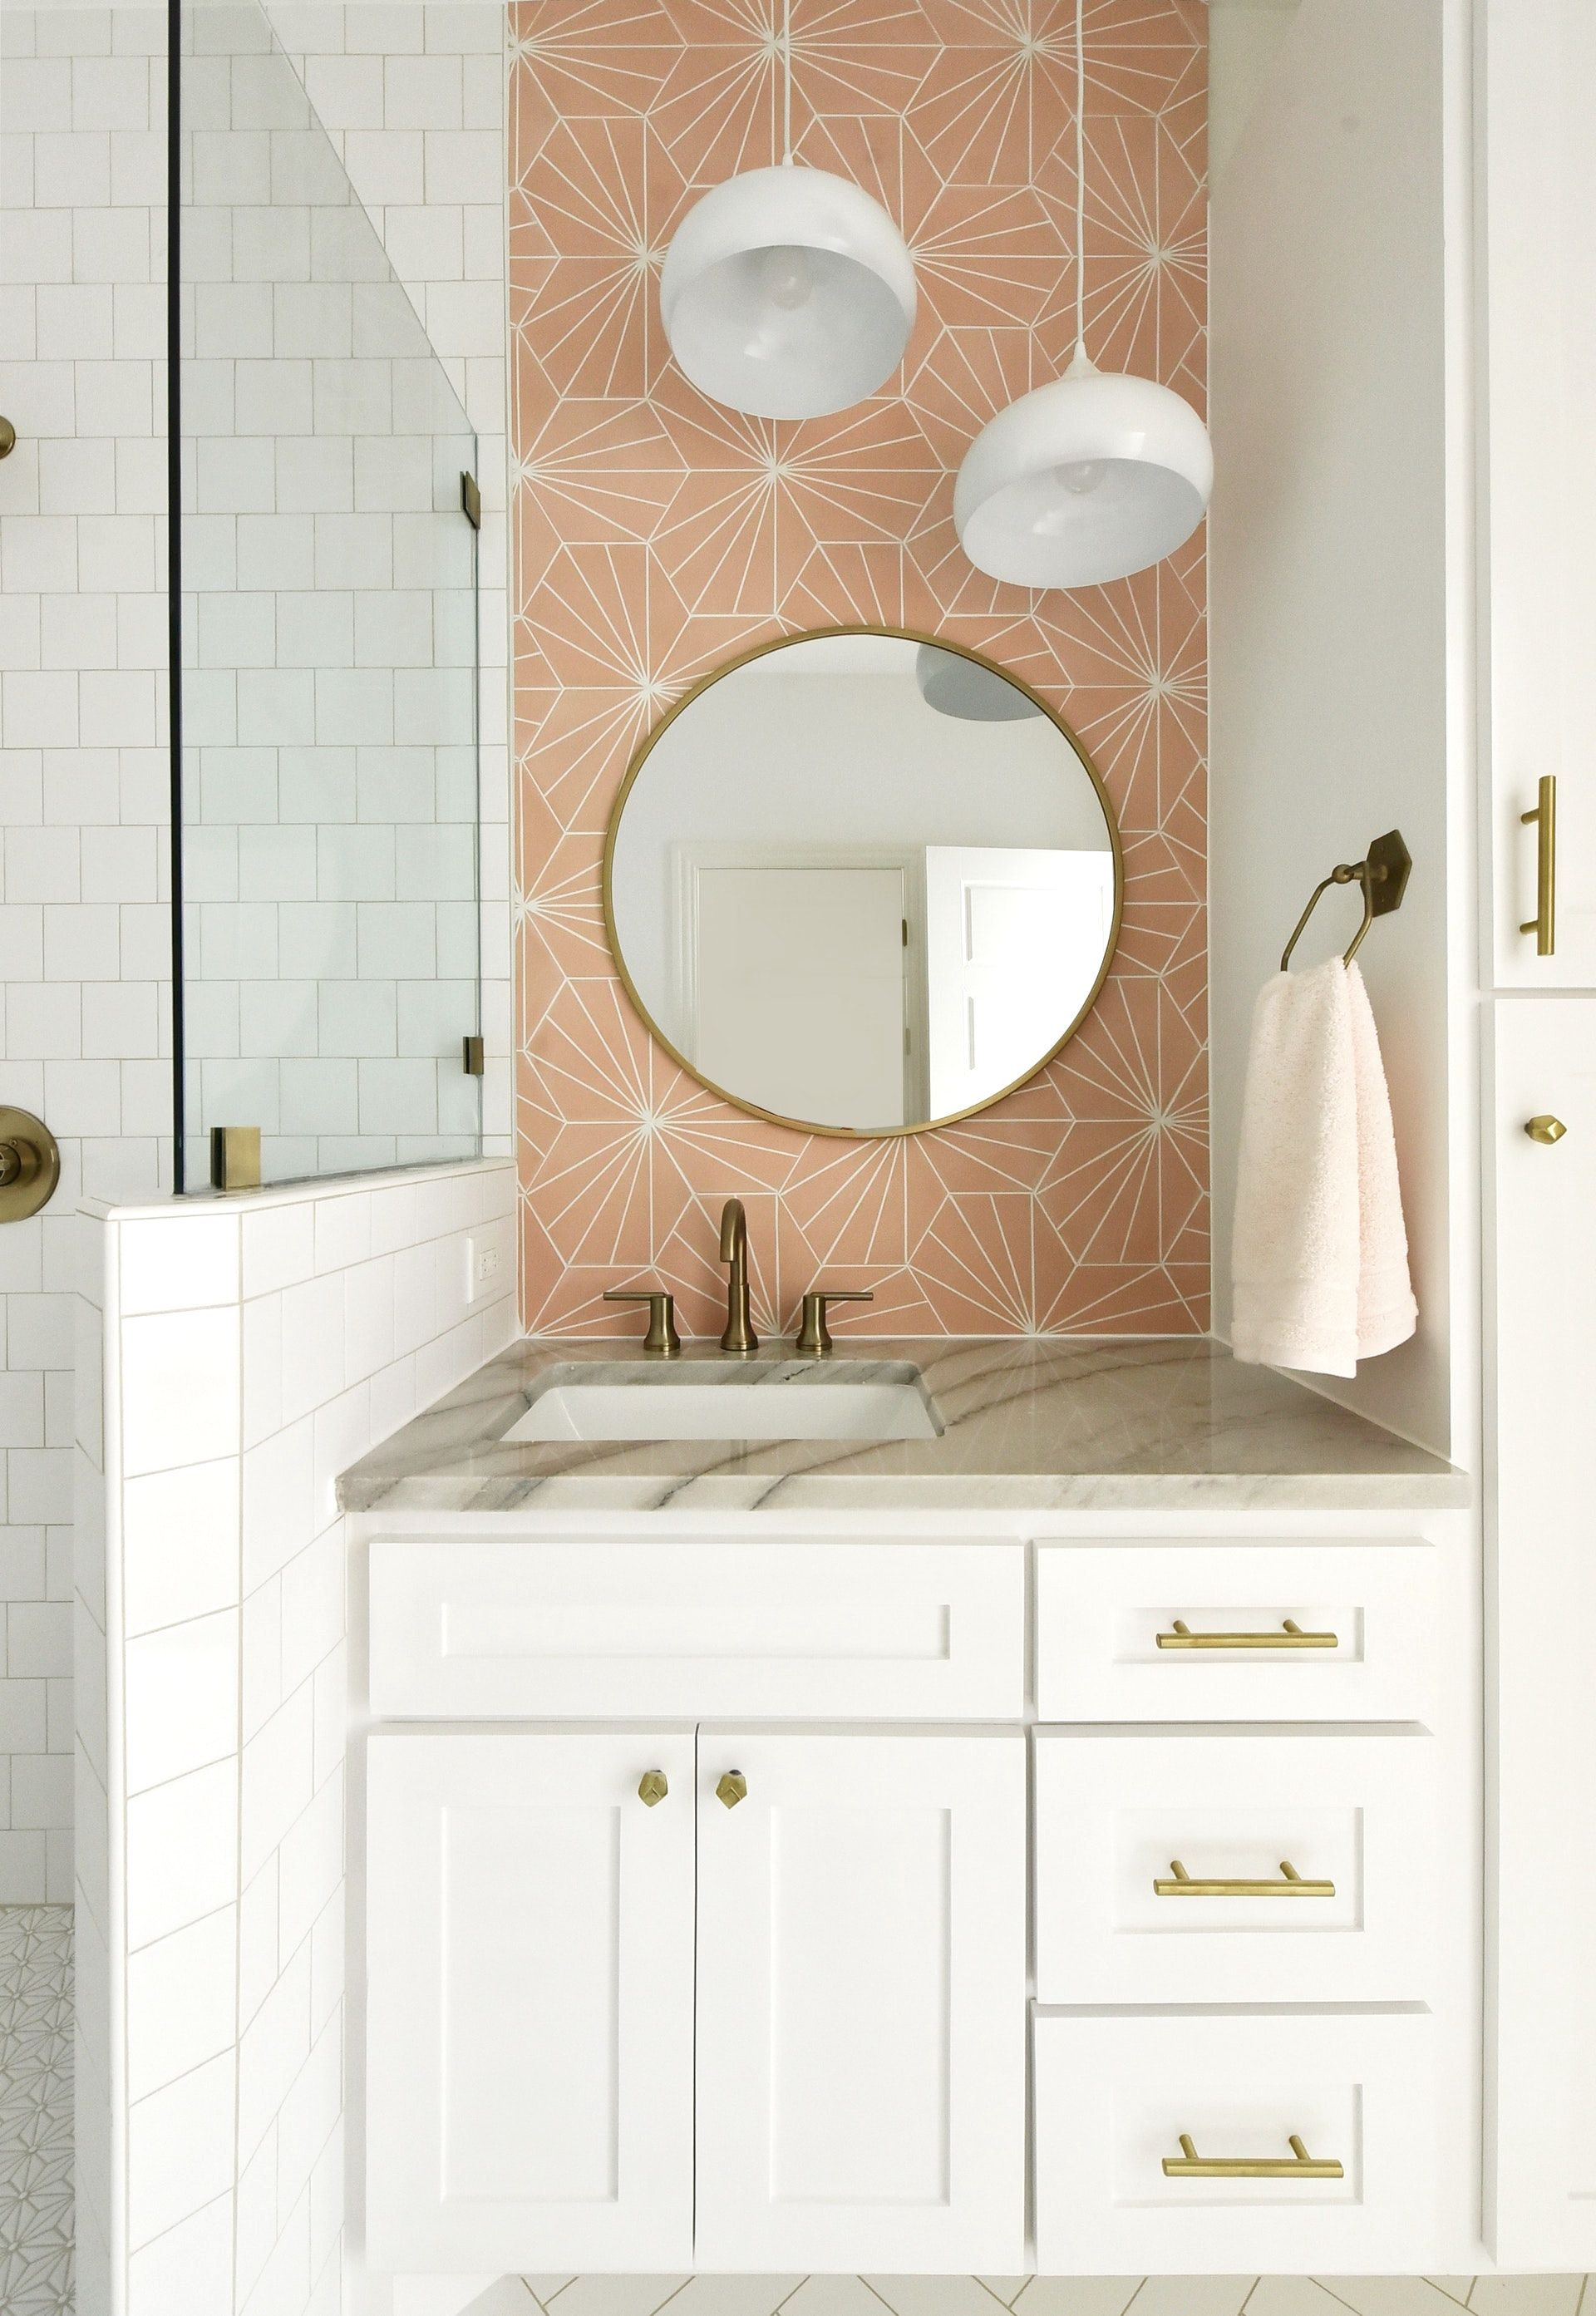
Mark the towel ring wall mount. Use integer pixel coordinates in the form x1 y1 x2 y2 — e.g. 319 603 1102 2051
1281 828 1412 973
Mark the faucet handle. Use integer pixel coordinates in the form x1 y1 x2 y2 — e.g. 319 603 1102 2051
795 1287 873 1358
603 1287 682 1358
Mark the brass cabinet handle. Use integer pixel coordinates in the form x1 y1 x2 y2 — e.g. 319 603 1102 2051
637 1770 668 1807
1155 1618 1337 1651
795 1286 874 1358
1520 774 1558 954
603 1287 682 1358
1525 1114 1568 1145
715 1770 747 1809
1155 1858 1335 1899
1164 2132 1343 2180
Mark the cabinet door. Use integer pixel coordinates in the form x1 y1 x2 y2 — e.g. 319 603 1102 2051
1489 1000 1596 2263
1485 0 1596 984
366 1732 694 2273
694 1728 1025 2272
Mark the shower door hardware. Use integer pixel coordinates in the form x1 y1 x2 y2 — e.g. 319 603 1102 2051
1520 775 1558 954
462 1033 485 1076
460 469 481 530
0 1108 59 1222
0 416 14 458
1525 1114 1567 1144
209 1125 261 1192
1154 1859 1335 1899
1162 2132 1344 2181
1155 1618 1337 1650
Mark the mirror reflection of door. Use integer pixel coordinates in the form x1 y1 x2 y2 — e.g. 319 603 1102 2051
684 857 913 1130
923 846 1116 1119
605 631 1121 1137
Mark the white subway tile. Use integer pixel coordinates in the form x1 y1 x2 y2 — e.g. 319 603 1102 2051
121 1308 240 1478
126 1905 238 2102
126 1757 238 1949
120 1211 240 1316
126 2192 234 2316
121 1459 241 1638
242 1416 314 1592
127 2049 238 2252
125 1608 239 1796
240 1683 314 1885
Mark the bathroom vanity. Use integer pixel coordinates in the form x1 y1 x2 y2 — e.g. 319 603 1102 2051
339 1336 1474 2288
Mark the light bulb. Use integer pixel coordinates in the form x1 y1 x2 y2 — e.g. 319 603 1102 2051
761 245 814 311
1053 458 1109 496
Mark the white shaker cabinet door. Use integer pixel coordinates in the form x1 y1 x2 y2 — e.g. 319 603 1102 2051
366 1732 695 2274
693 1728 1027 2273
1489 999 1596 2264
1485 0 1596 984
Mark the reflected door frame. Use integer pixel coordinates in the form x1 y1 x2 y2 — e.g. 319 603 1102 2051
672 842 928 1124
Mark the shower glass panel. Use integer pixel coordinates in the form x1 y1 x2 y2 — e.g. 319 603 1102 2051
172 0 481 1190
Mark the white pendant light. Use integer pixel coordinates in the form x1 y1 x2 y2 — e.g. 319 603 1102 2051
658 0 915 421
914 642 1042 722
953 0 1212 589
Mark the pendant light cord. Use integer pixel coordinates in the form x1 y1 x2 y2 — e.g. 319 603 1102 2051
1074 0 1086 362
781 0 794 164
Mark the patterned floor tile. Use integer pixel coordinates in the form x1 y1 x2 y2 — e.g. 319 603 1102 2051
0 1908 74 2316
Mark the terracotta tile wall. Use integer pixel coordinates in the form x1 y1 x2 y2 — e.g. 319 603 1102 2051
509 0 1207 1340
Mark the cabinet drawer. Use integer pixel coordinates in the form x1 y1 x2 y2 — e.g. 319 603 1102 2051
367 1536 1024 1720
1033 2008 1436 2273
1033 1727 1435 2003
1035 1541 1436 1722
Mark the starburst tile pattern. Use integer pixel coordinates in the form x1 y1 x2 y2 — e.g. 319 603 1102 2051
0 1908 74 2316
510 0 1209 1337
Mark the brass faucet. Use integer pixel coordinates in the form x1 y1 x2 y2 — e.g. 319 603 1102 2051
717 1196 758 1354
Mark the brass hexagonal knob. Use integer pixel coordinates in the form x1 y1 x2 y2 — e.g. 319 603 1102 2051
715 1770 747 1810
637 1769 668 1808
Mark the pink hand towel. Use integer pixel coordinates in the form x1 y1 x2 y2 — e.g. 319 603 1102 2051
1231 955 1416 1377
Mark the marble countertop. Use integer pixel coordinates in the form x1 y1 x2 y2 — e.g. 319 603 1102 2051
337 1335 1468 1514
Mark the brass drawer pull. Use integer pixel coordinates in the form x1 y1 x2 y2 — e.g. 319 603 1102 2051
716 1770 747 1809
1163 2132 1343 2180
1520 773 1558 955
1156 1618 1337 1651
637 1770 668 1807
1155 1858 1334 1899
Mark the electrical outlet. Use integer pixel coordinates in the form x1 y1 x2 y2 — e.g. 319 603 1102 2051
466 1234 505 1305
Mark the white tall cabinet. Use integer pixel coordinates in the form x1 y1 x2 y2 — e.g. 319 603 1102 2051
1481 0 1596 2264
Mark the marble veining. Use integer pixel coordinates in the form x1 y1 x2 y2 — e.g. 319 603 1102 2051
337 1336 1466 1513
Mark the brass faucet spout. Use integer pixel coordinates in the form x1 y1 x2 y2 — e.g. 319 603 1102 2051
717 1196 758 1355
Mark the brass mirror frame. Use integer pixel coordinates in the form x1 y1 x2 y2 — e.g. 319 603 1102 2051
599 624 1126 1141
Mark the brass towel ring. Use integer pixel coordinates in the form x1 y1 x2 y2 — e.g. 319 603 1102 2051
1280 827 1412 973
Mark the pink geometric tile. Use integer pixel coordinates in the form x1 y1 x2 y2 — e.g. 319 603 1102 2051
509 0 1208 1336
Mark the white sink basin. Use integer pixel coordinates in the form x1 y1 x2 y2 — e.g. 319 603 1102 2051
501 1362 941 1443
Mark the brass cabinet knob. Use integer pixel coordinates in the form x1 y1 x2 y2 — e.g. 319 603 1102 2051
0 1108 59 1222
1525 1114 1568 1144
715 1770 747 1809
637 1769 668 1807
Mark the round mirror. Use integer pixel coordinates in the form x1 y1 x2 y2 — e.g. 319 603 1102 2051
603 628 1121 1137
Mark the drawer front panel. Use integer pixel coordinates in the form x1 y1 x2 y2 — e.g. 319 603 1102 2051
368 1536 1024 1720
1033 1727 1435 2003
1033 2008 1436 2273
1036 1541 1436 1722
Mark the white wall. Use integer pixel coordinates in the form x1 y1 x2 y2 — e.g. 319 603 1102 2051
0 0 512 1905
0 0 171 1906
74 1156 517 2316
1207 0 1468 1456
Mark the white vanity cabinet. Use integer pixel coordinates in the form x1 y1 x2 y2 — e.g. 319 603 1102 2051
363 1711 1027 2275
355 1505 1469 2283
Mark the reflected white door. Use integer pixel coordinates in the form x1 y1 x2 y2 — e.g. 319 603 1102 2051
694 1729 1026 2272
923 845 1116 1116
365 1732 695 2274
1489 998 1596 2264
687 861 909 1126
1485 0 1596 983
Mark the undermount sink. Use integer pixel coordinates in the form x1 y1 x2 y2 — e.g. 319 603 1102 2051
500 1360 943 1443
